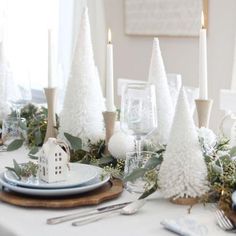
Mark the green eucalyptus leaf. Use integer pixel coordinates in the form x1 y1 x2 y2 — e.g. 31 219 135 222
29 146 39 155
5 167 16 172
138 182 158 199
28 155 39 160
13 159 22 177
79 155 91 164
34 129 42 146
230 146 236 157
7 139 24 151
204 155 212 163
97 141 105 155
144 155 163 170
28 147 39 159
156 148 166 154
5 167 21 180
64 132 82 151
19 120 27 130
98 155 114 165
124 168 147 182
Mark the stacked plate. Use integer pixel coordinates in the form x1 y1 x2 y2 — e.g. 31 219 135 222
0 163 110 197
232 191 236 211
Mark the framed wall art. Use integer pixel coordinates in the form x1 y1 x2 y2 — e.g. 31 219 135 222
124 0 208 37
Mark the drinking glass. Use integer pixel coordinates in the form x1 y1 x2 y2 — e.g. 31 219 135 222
2 117 27 145
124 151 157 194
120 83 157 155
10 79 32 118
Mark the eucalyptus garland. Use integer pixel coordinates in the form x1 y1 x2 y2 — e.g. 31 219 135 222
4 104 236 210
4 104 124 176
125 137 236 210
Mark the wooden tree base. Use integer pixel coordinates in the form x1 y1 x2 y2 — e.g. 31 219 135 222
170 197 199 205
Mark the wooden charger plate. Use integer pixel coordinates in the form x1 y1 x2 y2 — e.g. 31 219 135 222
0 178 123 208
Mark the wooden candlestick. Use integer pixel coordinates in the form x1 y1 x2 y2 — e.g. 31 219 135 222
103 111 116 155
195 99 213 128
44 88 57 143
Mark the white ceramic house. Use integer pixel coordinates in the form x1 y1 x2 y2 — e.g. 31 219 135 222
38 138 70 183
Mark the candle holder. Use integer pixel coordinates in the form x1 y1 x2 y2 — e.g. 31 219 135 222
195 99 213 128
44 87 57 143
103 111 117 155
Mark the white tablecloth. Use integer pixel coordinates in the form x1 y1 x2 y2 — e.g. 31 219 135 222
0 148 231 236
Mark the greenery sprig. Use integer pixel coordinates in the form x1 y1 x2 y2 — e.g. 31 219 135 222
6 159 38 180
64 132 124 178
6 103 59 155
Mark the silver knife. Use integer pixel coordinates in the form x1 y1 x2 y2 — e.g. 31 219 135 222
46 201 131 225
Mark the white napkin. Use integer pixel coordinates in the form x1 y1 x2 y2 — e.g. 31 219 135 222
160 217 208 236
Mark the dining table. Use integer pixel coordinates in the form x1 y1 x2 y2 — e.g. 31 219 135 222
0 148 231 236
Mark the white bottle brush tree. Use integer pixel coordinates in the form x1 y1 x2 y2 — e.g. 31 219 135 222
148 38 174 145
59 8 105 145
158 89 209 200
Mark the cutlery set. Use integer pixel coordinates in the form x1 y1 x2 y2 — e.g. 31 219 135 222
47 199 146 226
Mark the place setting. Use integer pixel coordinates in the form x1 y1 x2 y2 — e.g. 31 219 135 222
0 153 122 209
1 1 236 235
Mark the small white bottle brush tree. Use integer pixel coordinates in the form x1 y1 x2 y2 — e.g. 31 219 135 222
158 89 209 200
59 8 105 145
148 38 174 145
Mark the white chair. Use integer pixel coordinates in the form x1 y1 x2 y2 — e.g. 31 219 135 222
219 89 236 146
117 74 182 99
31 88 46 104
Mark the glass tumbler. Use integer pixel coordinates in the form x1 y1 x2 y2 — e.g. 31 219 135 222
124 151 157 194
2 117 27 145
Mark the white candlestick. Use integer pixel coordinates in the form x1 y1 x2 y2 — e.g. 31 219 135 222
199 12 208 100
106 29 115 112
48 29 53 88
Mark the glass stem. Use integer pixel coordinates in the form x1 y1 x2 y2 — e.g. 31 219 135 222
136 136 142 159
16 107 21 119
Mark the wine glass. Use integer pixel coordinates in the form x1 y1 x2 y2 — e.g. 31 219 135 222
120 83 157 156
10 77 32 118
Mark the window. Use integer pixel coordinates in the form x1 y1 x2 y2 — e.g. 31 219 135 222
0 0 106 109
2 0 59 90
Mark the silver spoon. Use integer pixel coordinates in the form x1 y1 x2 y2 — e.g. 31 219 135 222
72 199 146 226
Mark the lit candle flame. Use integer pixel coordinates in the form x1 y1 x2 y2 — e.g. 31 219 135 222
221 189 225 196
108 28 112 44
201 11 205 29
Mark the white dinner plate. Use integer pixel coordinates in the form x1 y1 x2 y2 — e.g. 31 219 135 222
0 169 110 197
232 191 236 204
4 163 98 189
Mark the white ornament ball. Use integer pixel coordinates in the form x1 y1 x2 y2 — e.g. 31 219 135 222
108 132 135 160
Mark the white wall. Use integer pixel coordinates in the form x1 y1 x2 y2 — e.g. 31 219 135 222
104 0 236 131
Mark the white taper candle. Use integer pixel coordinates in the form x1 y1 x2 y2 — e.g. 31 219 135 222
199 12 208 99
106 29 115 111
48 29 53 88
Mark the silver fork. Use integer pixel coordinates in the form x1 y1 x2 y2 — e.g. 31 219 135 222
215 209 236 232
